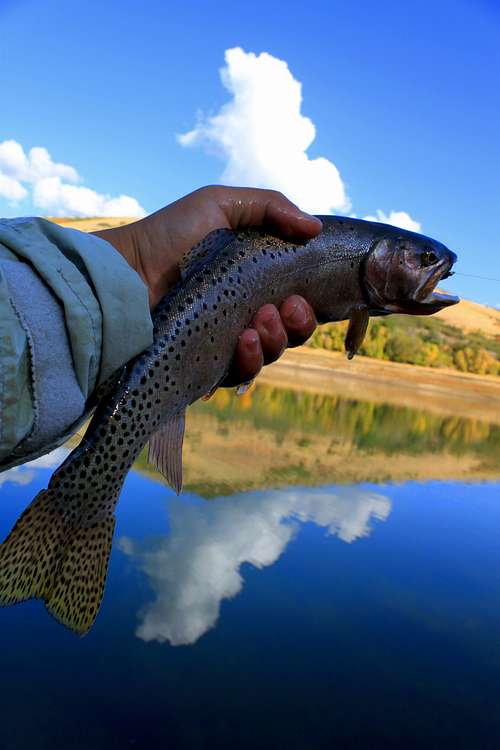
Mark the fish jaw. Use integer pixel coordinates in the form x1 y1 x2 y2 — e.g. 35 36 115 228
384 290 460 315
385 258 460 315
363 234 460 316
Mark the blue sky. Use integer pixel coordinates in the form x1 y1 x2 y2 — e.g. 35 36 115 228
0 0 499 306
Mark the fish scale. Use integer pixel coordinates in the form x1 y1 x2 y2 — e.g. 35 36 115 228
0 216 459 634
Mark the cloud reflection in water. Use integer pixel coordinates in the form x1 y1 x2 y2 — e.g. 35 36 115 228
118 486 391 646
0 448 69 488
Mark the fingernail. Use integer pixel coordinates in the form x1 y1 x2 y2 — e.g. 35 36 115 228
245 331 260 351
288 302 309 327
236 379 254 396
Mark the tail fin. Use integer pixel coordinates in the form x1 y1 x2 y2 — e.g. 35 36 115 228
0 489 115 635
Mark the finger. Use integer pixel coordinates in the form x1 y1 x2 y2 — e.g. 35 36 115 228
221 328 264 387
251 304 288 365
279 295 317 347
212 186 323 242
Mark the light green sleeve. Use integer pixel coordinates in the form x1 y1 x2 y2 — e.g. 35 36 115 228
0 217 153 461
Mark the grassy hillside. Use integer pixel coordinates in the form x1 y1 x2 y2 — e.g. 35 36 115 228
51 216 499 376
309 313 499 376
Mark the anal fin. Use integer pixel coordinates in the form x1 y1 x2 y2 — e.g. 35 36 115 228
148 410 186 494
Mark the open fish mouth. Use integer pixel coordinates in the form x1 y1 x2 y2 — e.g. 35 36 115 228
387 259 460 315
418 261 460 309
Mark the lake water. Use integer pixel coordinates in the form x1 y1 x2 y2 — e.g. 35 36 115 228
1 383 499 749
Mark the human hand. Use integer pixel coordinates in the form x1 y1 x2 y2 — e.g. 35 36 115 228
93 186 321 386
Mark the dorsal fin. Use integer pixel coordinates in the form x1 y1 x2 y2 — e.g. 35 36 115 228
179 228 236 281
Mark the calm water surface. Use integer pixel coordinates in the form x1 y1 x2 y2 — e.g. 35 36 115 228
1 386 499 749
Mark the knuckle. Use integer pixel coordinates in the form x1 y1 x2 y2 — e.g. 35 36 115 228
269 189 286 202
198 185 221 199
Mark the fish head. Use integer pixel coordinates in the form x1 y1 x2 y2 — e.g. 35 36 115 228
363 233 459 315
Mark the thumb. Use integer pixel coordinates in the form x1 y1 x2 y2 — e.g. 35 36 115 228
215 186 323 241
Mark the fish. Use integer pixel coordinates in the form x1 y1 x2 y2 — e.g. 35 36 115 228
0 216 459 634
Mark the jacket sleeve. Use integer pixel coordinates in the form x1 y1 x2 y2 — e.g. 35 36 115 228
0 217 153 465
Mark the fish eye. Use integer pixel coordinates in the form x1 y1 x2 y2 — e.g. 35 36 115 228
421 249 438 266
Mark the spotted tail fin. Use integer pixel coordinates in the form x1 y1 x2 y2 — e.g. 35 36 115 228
0 488 115 635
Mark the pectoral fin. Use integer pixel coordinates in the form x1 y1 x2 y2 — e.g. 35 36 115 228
148 410 186 494
345 305 369 360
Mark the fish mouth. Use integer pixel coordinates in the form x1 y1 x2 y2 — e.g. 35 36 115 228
387 259 460 315
417 259 460 311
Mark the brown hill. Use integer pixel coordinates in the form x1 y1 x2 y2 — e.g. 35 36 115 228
436 297 500 337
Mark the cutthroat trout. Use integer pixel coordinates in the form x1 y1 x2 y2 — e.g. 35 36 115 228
0 217 458 633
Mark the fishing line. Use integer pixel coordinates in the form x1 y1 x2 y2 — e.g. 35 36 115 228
453 272 500 283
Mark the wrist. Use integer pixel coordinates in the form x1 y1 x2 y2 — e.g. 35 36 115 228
92 224 137 266
92 215 179 310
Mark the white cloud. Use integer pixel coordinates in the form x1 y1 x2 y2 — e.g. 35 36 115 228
179 47 350 215
0 139 145 217
28 146 80 183
362 209 421 233
119 485 391 646
0 139 80 186
0 139 30 181
180 48 421 228
0 173 27 202
32 176 145 217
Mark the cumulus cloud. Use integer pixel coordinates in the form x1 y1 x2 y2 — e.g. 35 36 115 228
179 47 421 228
119 486 391 646
32 177 145 217
0 172 27 202
179 47 350 215
362 209 421 232
0 139 80 187
0 139 145 217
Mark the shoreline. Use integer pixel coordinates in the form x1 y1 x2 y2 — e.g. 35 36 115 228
259 347 500 424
